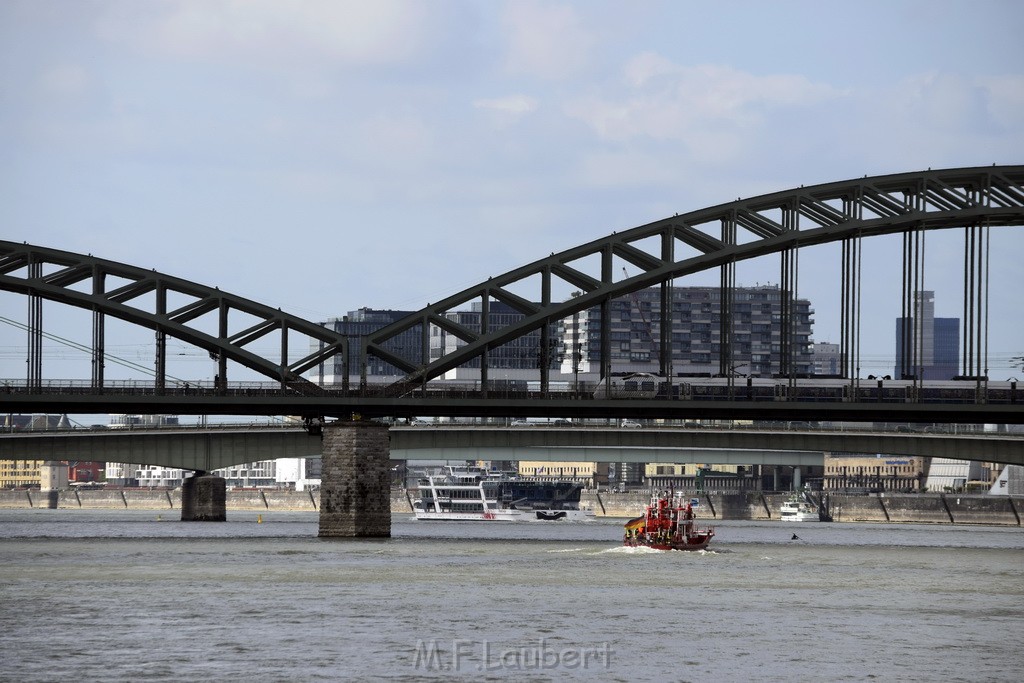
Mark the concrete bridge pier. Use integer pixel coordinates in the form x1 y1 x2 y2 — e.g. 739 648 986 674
318 420 391 537
181 472 226 521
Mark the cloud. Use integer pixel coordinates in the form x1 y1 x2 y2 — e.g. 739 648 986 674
501 1 594 80
573 149 688 189
980 74 1024 132
472 94 539 127
473 94 538 116
891 71 1024 137
566 52 846 153
353 113 436 172
95 0 438 70
837 71 1024 170
39 63 91 96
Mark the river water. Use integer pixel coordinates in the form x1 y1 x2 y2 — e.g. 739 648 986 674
1 510 1022 682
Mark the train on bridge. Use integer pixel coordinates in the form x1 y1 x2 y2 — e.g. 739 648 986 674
591 373 1019 404
5 374 1019 414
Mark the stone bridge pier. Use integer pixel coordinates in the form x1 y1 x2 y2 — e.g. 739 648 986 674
318 420 391 537
181 472 226 521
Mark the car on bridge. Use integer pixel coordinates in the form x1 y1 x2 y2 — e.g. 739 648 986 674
620 420 642 428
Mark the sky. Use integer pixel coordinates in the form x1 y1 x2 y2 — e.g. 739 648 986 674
1 0 1023 388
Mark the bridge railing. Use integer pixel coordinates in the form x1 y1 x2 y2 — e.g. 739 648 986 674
0 377 1018 405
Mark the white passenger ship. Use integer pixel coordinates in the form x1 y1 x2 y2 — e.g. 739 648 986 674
780 496 821 522
412 466 596 521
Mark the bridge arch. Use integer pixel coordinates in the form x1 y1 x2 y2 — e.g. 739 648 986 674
365 165 1024 386
0 243 347 392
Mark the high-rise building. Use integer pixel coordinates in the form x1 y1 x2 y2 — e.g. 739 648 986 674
432 301 561 372
313 285 815 384
894 291 959 380
312 308 417 384
812 342 841 376
313 304 561 384
560 285 815 377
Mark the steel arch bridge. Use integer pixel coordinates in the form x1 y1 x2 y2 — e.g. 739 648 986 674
2 165 1023 420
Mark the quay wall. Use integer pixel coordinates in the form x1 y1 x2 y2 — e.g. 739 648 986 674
78 491 130 509
1 489 1021 526
944 494 1020 526
124 490 175 510
265 490 317 511
228 491 270 511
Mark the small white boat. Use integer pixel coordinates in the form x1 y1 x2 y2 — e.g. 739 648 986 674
780 497 820 522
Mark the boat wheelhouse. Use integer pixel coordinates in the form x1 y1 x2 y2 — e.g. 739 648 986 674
622 491 714 551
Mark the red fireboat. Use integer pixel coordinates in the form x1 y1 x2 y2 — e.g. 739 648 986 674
623 491 714 551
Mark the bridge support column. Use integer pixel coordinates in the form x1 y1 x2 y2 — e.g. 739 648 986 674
181 472 226 521
318 420 391 538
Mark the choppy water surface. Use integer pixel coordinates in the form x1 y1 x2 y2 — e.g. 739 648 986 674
2 510 1022 682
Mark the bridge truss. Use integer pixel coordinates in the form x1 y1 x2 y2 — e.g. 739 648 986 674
1 165 1023 420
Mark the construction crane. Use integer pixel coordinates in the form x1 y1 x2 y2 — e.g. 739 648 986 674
622 267 661 367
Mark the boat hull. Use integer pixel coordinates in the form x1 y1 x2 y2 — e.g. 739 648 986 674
414 508 595 522
780 512 820 522
623 535 713 551
414 510 524 521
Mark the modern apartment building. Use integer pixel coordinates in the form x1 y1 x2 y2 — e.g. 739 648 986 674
812 342 841 376
560 284 815 377
105 459 313 489
311 285 814 383
432 301 561 374
313 304 560 384
312 308 418 384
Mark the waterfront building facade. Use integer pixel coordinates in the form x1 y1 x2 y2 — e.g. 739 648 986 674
822 454 927 492
991 465 1024 495
559 285 814 377
69 461 104 484
0 460 45 488
924 458 988 493
516 461 609 487
643 462 824 492
274 457 322 491
0 415 74 488
106 460 284 489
